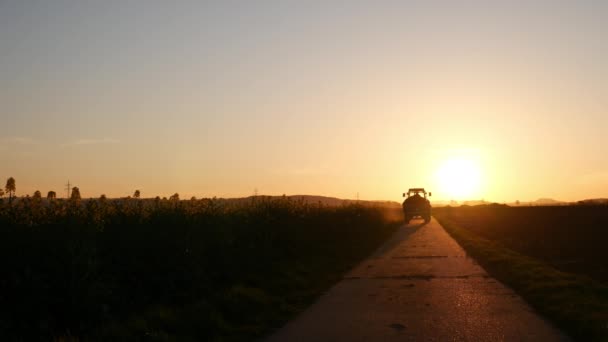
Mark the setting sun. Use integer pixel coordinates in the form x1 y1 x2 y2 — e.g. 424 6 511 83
436 158 482 200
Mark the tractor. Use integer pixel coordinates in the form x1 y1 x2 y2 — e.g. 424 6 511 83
402 188 432 223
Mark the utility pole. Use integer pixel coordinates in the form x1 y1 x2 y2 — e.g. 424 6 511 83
65 180 71 198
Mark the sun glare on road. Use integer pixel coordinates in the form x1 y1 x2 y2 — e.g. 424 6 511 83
436 157 481 200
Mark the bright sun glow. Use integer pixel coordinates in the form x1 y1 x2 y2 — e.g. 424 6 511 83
436 158 482 200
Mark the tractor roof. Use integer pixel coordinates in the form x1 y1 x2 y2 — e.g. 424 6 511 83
408 188 426 192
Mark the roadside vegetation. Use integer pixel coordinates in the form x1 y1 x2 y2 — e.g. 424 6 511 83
0 191 401 341
434 205 608 341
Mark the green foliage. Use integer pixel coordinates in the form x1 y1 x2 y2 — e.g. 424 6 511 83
0 196 400 340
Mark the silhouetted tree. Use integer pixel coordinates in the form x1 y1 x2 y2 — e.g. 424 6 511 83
5 177 16 202
47 191 56 200
100 194 107 202
0 189 4 198
133 190 140 198
33 190 42 200
70 187 81 201
170 193 180 201
191 196 197 201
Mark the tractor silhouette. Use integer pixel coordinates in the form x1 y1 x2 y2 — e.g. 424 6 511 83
402 188 432 223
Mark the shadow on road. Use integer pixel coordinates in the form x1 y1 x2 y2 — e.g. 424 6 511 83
369 219 427 258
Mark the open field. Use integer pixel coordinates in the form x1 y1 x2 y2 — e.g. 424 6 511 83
0 196 401 341
434 205 608 340
434 205 608 282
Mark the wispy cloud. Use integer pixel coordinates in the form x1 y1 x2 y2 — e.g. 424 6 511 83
2 137 38 145
63 138 120 146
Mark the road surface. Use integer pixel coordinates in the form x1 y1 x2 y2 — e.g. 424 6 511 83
267 218 569 341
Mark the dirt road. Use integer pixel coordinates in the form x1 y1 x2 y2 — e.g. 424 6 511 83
267 218 569 341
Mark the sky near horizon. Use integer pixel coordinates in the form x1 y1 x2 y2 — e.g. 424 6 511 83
1 1 607 202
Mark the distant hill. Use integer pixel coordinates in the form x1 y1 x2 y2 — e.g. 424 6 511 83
507 198 568 206
434 198 574 207
289 195 400 207
216 195 401 208
283 195 350 206
577 198 608 205
462 200 492 206
533 198 566 205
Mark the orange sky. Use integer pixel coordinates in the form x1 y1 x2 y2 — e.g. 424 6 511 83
1 1 607 202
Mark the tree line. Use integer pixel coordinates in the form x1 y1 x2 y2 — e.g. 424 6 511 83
1 177 167 202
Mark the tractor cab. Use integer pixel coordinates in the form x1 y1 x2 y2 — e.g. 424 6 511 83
403 188 432 199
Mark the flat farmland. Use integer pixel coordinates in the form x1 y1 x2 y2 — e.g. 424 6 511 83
0 197 401 341
434 205 608 282
433 205 608 339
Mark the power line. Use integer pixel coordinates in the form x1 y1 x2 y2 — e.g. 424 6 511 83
65 180 71 198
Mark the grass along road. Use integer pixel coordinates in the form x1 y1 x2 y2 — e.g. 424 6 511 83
433 210 608 341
